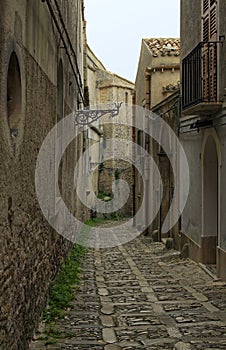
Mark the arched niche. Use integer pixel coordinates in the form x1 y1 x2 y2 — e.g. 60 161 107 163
7 52 22 137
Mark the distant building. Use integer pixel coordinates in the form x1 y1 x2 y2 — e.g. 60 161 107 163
86 46 134 217
135 38 180 109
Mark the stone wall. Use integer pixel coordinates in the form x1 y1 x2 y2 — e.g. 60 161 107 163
0 1 85 348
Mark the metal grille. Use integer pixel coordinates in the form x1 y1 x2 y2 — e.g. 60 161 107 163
182 42 219 109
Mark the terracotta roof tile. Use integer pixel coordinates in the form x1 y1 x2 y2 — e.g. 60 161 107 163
144 38 180 57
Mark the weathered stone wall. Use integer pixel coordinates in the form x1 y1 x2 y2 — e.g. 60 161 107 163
0 1 85 349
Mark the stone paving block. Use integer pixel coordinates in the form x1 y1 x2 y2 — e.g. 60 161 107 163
104 345 121 350
98 288 109 296
30 228 226 350
174 341 192 350
100 315 115 327
102 328 117 343
101 304 114 315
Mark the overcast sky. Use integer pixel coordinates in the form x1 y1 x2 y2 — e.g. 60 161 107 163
84 0 180 82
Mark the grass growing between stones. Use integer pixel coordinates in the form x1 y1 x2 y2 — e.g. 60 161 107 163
38 243 86 344
43 244 85 323
85 213 131 226
38 220 98 344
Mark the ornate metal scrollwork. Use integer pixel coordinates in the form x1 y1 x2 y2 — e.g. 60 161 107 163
74 102 123 126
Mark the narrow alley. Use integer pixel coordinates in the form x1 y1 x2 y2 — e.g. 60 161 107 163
31 223 226 350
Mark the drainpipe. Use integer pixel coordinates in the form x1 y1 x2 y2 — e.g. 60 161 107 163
144 71 151 235
132 91 136 226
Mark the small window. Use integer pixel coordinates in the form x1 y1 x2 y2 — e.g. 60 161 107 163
7 52 22 136
125 92 128 104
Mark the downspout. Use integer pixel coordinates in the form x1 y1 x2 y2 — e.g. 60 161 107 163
144 71 151 235
132 91 136 226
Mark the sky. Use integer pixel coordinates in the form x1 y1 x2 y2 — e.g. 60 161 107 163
84 0 180 82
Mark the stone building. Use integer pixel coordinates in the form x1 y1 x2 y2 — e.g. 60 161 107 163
86 46 135 217
135 38 180 109
179 0 226 280
0 1 86 348
134 38 180 236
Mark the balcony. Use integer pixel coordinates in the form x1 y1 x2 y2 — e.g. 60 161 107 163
182 41 222 116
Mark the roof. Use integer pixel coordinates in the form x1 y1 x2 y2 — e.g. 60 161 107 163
144 38 180 57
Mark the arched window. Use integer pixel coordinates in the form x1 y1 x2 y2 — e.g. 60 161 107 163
7 52 22 137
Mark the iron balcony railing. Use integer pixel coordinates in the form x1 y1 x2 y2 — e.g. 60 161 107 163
182 41 220 110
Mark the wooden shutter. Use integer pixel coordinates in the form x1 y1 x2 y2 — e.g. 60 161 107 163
210 6 217 38
209 45 217 100
202 0 218 101
202 45 217 101
202 0 217 41
203 16 209 42
203 0 209 13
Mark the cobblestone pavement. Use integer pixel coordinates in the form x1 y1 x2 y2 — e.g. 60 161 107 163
30 225 226 350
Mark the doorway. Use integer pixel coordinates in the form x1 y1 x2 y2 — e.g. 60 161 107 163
202 134 219 266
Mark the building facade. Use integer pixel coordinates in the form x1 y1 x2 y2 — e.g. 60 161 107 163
179 0 226 280
0 1 86 348
134 38 180 236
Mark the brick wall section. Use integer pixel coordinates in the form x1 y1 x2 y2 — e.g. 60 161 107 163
0 1 85 349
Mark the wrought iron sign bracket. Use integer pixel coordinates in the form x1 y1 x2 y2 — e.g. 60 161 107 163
74 102 123 126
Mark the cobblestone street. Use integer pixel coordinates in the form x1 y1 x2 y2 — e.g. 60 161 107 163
31 225 226 350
